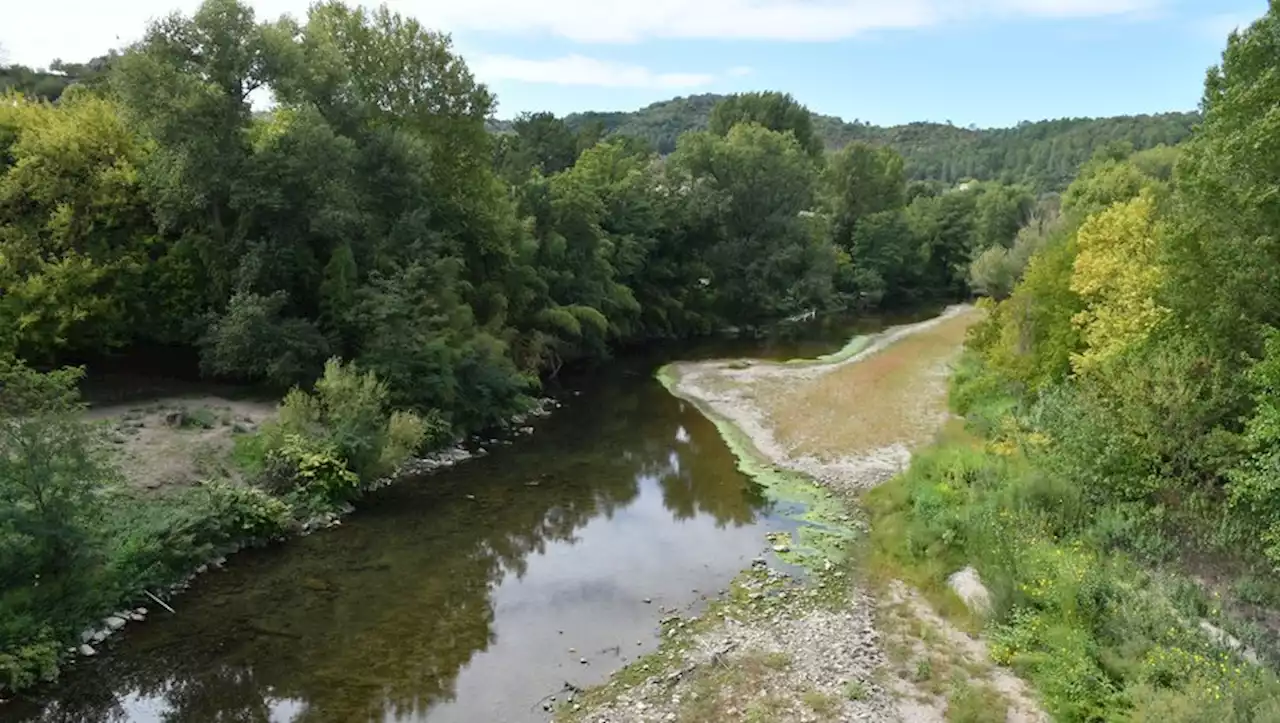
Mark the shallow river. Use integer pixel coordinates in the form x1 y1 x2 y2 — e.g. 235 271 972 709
2 311 933 723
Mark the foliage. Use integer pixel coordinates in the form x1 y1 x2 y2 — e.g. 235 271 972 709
200 292 331 388
262 358 432 485
708 92 824 157
1229 329 1280 566
669 123 835 327
199 481 293 541
876 12 1280 717
0 358 114 692
551 92 1198 191
1069 191 1168 373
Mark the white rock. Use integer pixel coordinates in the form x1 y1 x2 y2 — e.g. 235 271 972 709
91 630 107 644
78 644 96 657
947 566 992 616
80 629 95 643
135 607 148 616
105 616 127 631
1200 620 1261 665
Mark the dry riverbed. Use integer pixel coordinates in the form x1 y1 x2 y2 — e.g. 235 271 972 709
562 306 1049 723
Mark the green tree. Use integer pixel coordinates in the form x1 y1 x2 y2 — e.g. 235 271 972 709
0 357 117 691
708 92 824 157
671 123 834 326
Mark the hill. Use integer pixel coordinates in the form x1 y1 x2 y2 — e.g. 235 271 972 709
495 93 1199 191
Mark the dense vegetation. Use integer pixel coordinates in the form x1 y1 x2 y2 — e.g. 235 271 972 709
870 4 1280 720
490 93 1198 190
0 56 112 103
0 0 1051 695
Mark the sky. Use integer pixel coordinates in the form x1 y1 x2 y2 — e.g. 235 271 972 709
0 0 1269 127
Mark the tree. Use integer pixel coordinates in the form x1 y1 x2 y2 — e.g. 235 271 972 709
1069 191 1168 374
973 183 1034 250
0 357 117 691
671 124 834 326
495 112 579 180
0 91 156 360
823 142 907 233
708 92 824 157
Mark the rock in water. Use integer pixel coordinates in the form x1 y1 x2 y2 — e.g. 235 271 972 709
78 644 96 657
105 616 127 631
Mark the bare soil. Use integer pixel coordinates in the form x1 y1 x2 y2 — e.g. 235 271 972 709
573 306 1050 723
87 396 277 491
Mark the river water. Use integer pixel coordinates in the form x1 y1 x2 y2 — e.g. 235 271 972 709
1 311 933 723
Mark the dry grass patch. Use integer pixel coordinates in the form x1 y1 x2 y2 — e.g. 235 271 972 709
674 649 848 723
765 308 981 460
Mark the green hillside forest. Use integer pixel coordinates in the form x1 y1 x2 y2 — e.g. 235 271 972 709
489 93 1197 191
4 1 1280 720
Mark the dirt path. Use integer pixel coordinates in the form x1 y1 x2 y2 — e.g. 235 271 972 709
87 396 277 492
564 306 1048 723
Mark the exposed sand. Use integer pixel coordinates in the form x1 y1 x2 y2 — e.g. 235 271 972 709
87 396 277 491
570 306 1048 723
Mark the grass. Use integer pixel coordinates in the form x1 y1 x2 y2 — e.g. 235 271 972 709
863 392 1280 722
766 308 981 460
946 680 1008 723
675 650 800 723
843 679 869 701
800 687 841 716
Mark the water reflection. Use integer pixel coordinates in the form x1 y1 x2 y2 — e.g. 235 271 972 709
4 368 775 723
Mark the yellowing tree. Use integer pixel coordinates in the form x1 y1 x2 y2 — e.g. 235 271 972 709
1069 191 1167 373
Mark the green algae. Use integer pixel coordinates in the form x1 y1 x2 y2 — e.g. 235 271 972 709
782 333 875 366
656 363 862 571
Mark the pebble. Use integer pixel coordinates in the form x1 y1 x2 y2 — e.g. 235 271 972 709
78 644 95 657
105 616 127 631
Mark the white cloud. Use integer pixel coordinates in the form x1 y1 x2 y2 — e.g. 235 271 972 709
1 0 1167 68
726 66 754 77
414 0 1163 43
472 54 716 89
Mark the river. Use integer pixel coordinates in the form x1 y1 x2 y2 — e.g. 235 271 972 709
1 310 935 723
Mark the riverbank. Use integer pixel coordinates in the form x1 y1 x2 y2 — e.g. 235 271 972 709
0 368 555 703
562 305 1049 722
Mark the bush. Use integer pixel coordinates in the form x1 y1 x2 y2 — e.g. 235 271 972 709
266 435 360 507
249 358 436 499
200 481 293 542
0 635 59 693
0 357 117 680
200 291 331 388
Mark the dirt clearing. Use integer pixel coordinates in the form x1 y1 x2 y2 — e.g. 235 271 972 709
87 396 277 491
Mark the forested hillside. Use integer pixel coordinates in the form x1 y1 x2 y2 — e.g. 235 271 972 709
499 93 1197 191
0 56 112 102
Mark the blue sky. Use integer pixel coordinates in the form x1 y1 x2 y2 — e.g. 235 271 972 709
2 0 1269 127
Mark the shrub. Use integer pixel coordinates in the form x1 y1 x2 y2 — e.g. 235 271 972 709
199 481 293 543
0 635 59 693
199 291 330 388
379 410 442 476
252 358 438 497
266 435 359 506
